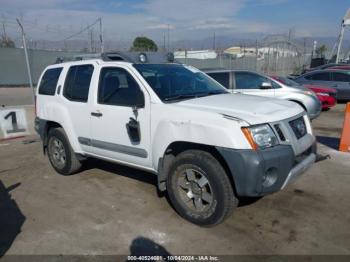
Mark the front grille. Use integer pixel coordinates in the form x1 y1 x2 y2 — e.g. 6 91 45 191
274 124 286 141
289 117 307 139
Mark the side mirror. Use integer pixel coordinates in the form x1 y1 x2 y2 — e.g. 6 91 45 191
260 82 272 89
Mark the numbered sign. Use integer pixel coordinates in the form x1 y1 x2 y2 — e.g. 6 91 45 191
0 108 29 139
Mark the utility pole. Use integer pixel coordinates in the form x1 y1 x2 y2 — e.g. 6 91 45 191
167 24 170 51
99 17 104 53
2 21 7 39
163 32 166 51
213 32 216 50
90 29 94 53
16 18 35 105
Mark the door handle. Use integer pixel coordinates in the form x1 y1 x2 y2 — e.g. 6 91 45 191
91 112 103 117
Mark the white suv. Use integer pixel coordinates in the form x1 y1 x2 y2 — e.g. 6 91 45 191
35 52 317 226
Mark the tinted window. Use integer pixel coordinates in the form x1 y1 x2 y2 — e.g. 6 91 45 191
38 68 62 95
98 67 144 107
305 72 331 81
235 72 270 89
63 65 94 102
333 72 350 82
207 72 230 89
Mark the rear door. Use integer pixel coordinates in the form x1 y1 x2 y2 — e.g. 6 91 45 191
233 71 275 98
61 64 95 152
331 72 350 100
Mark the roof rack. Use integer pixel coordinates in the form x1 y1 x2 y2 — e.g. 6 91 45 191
55 51 176 64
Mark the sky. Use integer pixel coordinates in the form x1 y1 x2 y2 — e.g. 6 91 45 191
1 0 350 47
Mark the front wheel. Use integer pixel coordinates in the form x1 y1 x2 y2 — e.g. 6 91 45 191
167 150 237 226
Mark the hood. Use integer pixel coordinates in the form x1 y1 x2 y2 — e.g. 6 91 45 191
303 84 337 94
177 93 304 125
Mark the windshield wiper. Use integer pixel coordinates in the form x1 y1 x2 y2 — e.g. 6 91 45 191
164 90 226 102
164 94 198 102
199 90 227 96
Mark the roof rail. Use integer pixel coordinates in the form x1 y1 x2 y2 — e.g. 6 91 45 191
55 51 176 64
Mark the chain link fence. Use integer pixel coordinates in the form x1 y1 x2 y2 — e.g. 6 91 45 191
0 47 79 86
0 39 311 86
177 41 310 76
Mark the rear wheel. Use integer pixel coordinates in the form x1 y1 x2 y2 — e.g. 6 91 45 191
167 150 237 226
47 128 81 175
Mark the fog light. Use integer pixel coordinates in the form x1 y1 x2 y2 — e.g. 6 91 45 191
262 167 278 187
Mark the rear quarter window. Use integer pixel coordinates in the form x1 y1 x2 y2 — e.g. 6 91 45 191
207 72 230 89
38 68 63 96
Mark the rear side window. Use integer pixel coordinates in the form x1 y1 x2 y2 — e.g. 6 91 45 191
98 67 144 107
63 65 94 102
38 68 62 95
305 72 331 81
333 72 350 82
208 72 230 89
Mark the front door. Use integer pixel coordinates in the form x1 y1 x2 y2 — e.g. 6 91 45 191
233 71 275 98
88 65 152 168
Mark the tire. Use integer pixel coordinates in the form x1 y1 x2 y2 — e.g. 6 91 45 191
47 127 81 175
166 150 237 226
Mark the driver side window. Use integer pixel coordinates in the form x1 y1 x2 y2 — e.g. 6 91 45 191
235 72 270 89
98 67 144 107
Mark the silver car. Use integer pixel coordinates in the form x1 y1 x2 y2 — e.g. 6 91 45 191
294 69 350 100
205 69 322 120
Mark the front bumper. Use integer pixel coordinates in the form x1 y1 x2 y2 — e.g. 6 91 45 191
216 143 316 197
307 96 322 120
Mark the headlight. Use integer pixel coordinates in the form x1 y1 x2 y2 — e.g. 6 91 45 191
242 124 279 150
316 92 329 96
303 90 317 97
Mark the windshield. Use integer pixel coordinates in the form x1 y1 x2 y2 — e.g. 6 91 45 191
133 64 227 102
275 76 301 87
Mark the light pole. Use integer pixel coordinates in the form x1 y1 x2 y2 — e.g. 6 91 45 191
99 17 104 53
16 18 35 105
336 8 350 63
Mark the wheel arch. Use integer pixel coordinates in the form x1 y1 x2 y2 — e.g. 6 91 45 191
41 120 63 154
157 141 236 194
288 99 307 112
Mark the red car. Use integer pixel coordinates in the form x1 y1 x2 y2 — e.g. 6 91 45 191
271 76 337 110
329 65 350 71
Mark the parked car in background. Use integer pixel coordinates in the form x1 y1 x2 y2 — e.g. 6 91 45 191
294 70 350 101
205 69 322 119
302 63 345 74
270 76 337 110
328 65 350 71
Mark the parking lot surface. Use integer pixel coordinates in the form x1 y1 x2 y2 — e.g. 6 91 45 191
0 103 350 255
